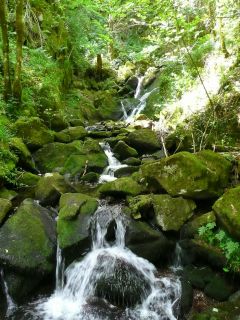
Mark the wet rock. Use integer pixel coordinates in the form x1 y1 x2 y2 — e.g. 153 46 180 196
122 157 141 166
204 275 234 301
99 177 143 197
9 137 35 170
113 141 138 160
35 173 73 206
95 254 151 307
57 193 98 264
114 166 139 178
0 198 12 224
127 194 154 220
55 126 87 143
181 211 216 239
80 172 100 183
141 150 232 199
152 194 196 231
16 172 40 187
125 219 174 264
0 199 56 275
127 128 161 153
213 186 240 240
13 117 54 150
0 188 17 201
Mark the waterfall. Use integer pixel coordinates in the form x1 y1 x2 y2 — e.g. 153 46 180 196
0 269 16 317
55 243 65 292
33 204 181 320
99 142 127 183
170 243 183 272
134 75 144 99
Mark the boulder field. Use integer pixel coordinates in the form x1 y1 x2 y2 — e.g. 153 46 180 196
0 118 240 319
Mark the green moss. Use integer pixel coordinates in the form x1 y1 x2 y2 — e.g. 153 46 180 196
99 177 143 197
0 198 12 224
127 129 161 153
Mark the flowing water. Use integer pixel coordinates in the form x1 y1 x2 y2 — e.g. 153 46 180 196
9 204 181 320
99 142 127 183
0 269 16 317
122 75 157 124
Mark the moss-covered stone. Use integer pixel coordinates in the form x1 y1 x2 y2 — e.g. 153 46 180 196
0 187 18 201
127 195 153 220
57 193 98 263
141 151 232 199
0 198 12 224
152 194 196 231
13 117 54 150
127 128 161 153
55 126 87 143
0 199 56 274
115 166 139 178
213 186 240 240
122 157 141 166
16 171 40 187
181 211 216 238
80 172 99 183
35 173 72 206
113 141 138 160
99 177 143 197
204 275 234 301
9 137 35 170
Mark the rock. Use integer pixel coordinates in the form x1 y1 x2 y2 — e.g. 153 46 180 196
16 172 40 187
114 166 139 178
80 172 100 183
141 151 232 199
88 131 113 138
127 128 161 153
35 173 73 206
180 278 193 317
33 141 83 173
0 188 17 201
113 141 138 160
55 126 87 143
13 117 54 150
9 137 35 170
213 186 240 240
183 265 214 290
152 195 196 231
0 144 18 184
117 61 136 82
0 198 12 224
95 254 151 308
57 193 98 264
125 219 174 264
181 212 216 239
127 195 154 220
122 157 141 166
0 199 56 274
99 177 143 197
204 275 234 301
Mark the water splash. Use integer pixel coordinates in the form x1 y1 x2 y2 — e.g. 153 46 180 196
0 269 17 317
31 204 181 320
99 142 127 183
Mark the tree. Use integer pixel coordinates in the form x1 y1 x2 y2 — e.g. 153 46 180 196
0 0 12 101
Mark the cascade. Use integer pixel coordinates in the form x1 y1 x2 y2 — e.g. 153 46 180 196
18 203 181 320
55 243 65 292
0 269 16 317
170 243 183 273
99 142 127 183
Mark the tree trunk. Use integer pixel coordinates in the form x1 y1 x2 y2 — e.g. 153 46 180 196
13 0 24 103
0 0 12 101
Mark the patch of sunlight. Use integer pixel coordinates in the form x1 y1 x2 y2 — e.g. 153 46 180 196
156 46 235 132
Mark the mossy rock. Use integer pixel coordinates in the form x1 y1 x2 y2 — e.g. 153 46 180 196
184 265 214 290
204 275 234 301
55 126 87 143
35 173 73 206
9 137 35 170
181 211 216 239
88 131 113 138
33 141 83 173
213 186 240 240
0 187 18 201
57 193 98 264
0 199 56 274
152 195 196 231
115 166 139 178
113 141 138 161
127 194 153 220
141 151 232 199
80 172 100 183
13 117 54 150
0 143 18 184
0 198 12 224
16 171 40 187
122 157 141 166
99 177 143 197
127 128 161 153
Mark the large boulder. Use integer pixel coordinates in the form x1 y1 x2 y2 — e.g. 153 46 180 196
9 137 35 170
113 141 138 160
13 117 54 150
0 199 56 274
213 186 240 240
55 126 87 143
127 128 161 153
95 254 151 308
99 177 143 197
57 193 98 264
141 150 232 199
35 173 73 206
152 195 196 231
125 219 174 264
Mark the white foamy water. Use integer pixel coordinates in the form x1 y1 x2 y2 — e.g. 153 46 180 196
0 269 17 317
99 142 127 183
27 204 181 320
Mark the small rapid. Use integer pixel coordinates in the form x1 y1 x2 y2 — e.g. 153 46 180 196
18 204 181 320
